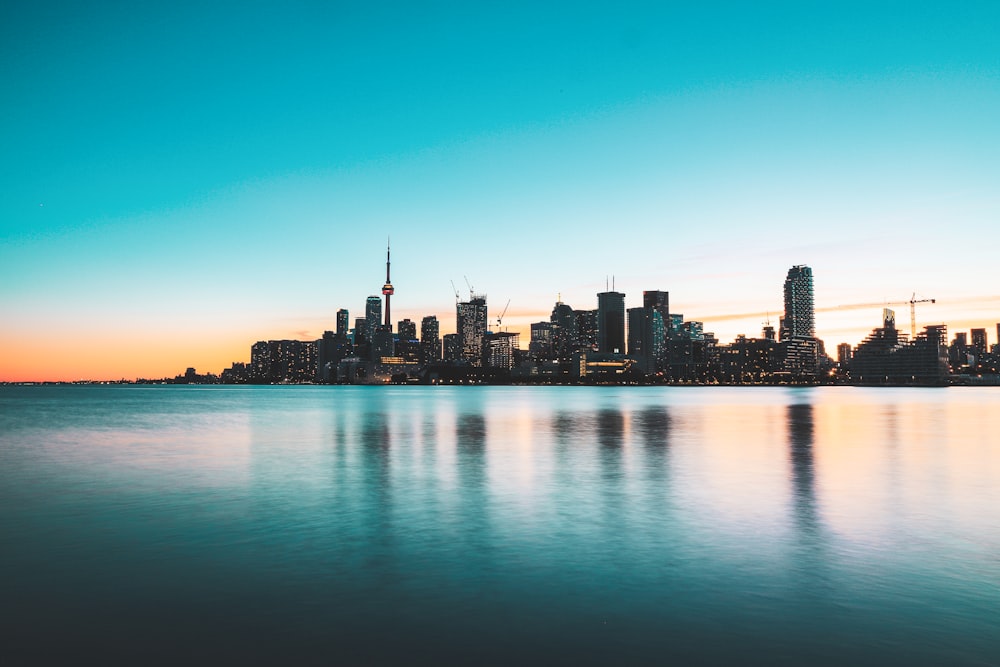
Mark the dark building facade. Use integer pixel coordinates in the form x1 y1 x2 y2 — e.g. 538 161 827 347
457 294 488 365
420 316 441 363
597 291 626 354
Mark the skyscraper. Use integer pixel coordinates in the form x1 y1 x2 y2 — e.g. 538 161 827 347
780 265 815 340
780 265 818 376
456 294 488 365
643 290 670 334
420 316 441 363
628 306 665 374
971 328 988 354
397 318 417 341
365 296 382 343
550 300 577 360
336 309 349 339
597 290 626 354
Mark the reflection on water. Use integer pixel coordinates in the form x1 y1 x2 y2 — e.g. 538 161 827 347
1 385 999 665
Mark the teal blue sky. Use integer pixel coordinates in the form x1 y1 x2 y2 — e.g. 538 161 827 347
3 1 999 379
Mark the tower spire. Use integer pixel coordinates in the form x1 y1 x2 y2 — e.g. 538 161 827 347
382 238 394 328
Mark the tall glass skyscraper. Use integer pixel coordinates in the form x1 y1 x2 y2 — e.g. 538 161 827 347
597 291 626 354
457 295 488 365
780 265 815 341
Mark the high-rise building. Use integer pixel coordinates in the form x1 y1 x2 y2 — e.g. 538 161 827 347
780 265 815 340
780 265 818 377
627 306 665 374
550 300 577 360
597 291 626 354
485 332 519 369
643 290 670 334
420 316 441 363
397 318 417 340
837 343 852 365
336 309 349 339
442 333 461 363
971 328 988 354
457 294 488 365
365 296 382 343
574 309 598 351
530 321 554 360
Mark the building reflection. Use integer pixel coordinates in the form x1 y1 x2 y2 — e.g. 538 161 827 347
786 395 829 587
358 409 395 561
635 406 671 471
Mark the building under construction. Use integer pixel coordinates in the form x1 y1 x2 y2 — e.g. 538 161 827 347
849 309 950 385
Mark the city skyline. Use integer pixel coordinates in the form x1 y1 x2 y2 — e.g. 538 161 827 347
3 3 1000 381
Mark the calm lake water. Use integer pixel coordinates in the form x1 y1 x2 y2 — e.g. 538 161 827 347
1 385 998 665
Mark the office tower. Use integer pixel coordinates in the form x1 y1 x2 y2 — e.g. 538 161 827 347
353 317 367 344
837 343 852 365
382 242 394 328
336 309 349 339
643 290 670 334
597 290 626 354
550 300 577 360
530 321 554 360
628 306 665 374
971 328 988 354
372 327 395 361
365 296 382 343
442 333 461 362
780 265 815 341
779 265 818 377
485 332 519 369
421 316 441 363
574 309 598 351
398 318 417 341
457 294 488 365
250 339 317 383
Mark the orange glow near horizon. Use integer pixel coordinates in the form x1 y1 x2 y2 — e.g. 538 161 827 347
3 301 998 382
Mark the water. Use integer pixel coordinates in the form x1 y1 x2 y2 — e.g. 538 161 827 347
1 385 998 665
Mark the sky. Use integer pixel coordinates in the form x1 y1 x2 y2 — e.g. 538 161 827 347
2 1 999 381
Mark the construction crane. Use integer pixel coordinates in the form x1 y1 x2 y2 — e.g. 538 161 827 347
496 299 510 332
832 293 936 338
450 280 460 304
905 293 936 339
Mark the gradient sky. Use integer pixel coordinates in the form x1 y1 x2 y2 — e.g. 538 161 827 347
3 1 999 381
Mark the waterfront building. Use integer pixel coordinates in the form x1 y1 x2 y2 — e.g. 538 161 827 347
643 290 670 337
457 294 488 365
780 265 815 340
779 265 819 377
837 343 852 365
250 339 318 383
398 319 417 341
485 331 519 370
550 300 577 360
574 309 598 352
365 296 382 343
420 316 441 363
627 306 665 374
317 330 353 382
336 309 349 339
530 321 554 360
971 328 988 355
718 335 779 383
442 333 461 363
597 291 626 354
850 310 948 384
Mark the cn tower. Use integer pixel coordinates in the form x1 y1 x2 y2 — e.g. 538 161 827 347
382 240 394 329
